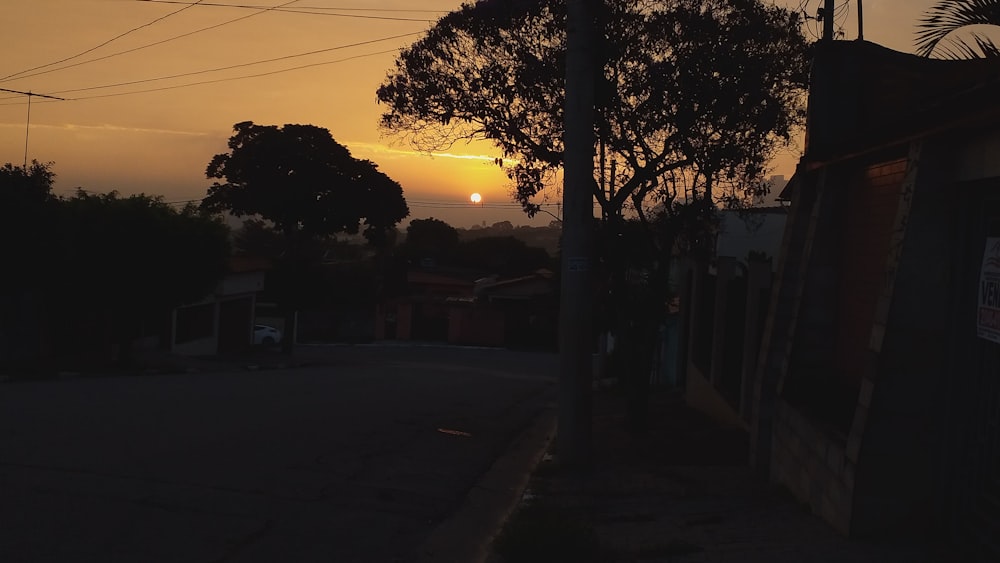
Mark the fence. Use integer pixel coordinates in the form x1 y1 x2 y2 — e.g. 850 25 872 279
681 257 773 424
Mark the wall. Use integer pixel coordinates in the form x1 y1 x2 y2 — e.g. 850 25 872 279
171 302 218 356
956 129 1000 182
834 158 907 391
448 305 505 347
216 271 265 297
770 399 854 534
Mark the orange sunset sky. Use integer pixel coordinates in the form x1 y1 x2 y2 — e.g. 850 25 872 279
0 1 953 227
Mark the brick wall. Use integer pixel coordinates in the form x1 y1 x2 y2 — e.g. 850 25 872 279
834 159 907 389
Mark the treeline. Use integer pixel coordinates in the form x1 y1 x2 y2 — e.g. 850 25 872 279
398 218 555 277
457 220 561 256
1 161 230 370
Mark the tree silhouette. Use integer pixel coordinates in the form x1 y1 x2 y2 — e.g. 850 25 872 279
917 0 1000 58
202 121 410 351
456 236 552 277
202 121 409 243
403 217 460 264
1 161 59 294
52 191 230 364
377 0 809 218
378 0 808 431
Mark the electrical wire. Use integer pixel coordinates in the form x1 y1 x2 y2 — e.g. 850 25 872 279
41 31 423 96
794 0 821 41
0 0 325 84
137 1 442 19
835 0 851 39
0 48 401 104
0 0 208 82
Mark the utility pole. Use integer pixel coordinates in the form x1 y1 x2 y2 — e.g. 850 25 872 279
558 0 595 468
0 88 66 167
857 0 864 41
821 0 835 41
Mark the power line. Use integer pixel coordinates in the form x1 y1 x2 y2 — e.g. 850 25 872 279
47 48 401 102
136 0 439 20
40 32 423 96
1 0 308 84
138 1 445 12
1 1 208 82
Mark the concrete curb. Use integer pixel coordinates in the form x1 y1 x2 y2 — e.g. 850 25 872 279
415 406 558 563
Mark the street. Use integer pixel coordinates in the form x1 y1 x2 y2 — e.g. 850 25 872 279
0 345 556 563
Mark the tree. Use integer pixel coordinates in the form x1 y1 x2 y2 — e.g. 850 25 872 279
201 121 410 351
233 218 286 260
202 121 409 244
456 236 552 276
377 0 809 220
402 217 460 264
0 160 55 208
378 0 808 432
52 191 231 363
917 0 1000 58
1 161 59 294
1 162 231 367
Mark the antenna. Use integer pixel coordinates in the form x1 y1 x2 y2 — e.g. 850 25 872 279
0 88 66 167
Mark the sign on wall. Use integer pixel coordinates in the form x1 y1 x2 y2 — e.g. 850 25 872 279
978 237 1000 343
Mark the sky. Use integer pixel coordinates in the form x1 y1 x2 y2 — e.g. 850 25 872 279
0 0 953 227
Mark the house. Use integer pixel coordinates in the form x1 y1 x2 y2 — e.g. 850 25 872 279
469 269 557 349
749 40 1000 552
375 269 477 342
678 39 1000 556
170 256 268 356
375 268 556 348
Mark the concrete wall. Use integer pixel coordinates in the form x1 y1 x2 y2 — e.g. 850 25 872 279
771 399 854 534
171 302 219 357
217 271 265 297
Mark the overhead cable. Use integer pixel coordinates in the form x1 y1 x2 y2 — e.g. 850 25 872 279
137 0 439 20
2 0 310 83
44 32 423 96
0 0 208 82
0 48 399 104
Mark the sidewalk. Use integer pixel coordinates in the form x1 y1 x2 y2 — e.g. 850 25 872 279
488 389 956 563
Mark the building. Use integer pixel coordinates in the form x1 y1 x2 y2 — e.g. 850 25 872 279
170 257 268 356
679 40 1000 556
753 40 1000 551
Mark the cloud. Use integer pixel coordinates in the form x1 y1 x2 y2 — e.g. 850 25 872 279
0 122 209 137
346 141 517 165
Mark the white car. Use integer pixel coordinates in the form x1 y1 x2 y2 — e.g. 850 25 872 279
253 325 282 346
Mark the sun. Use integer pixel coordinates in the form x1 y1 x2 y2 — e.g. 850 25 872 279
470 192 482 204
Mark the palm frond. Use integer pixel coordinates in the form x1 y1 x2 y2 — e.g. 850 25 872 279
915 0 1000 58
972 32 1000 56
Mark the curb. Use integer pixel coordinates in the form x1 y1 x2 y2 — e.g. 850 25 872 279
415 405 558 563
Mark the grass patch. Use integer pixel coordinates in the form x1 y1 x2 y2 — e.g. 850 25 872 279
493 501 607 563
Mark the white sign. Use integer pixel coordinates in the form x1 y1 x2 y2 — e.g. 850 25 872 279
977 237 1000 344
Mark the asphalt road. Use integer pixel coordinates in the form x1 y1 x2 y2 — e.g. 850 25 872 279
0 345 557 563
